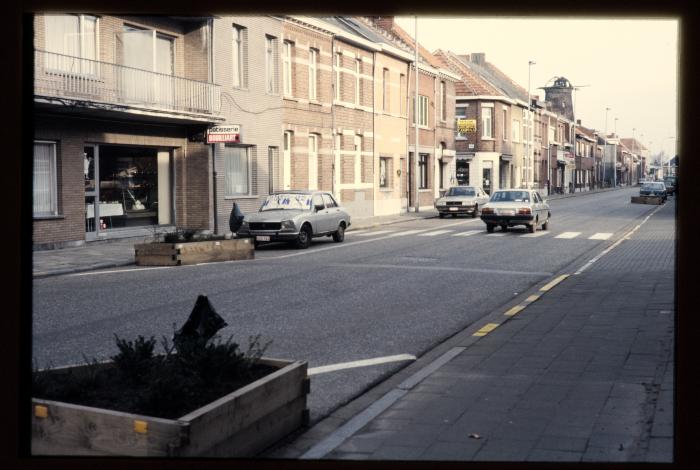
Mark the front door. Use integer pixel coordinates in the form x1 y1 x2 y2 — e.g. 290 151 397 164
84 145 99 241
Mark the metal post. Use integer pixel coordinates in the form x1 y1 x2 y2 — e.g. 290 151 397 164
414 16 419 213
526 61 535 189
604 107 610 186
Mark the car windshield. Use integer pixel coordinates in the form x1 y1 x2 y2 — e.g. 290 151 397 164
260 193 312 211
446 187 475 197
642 183 665 190
490 191 530 202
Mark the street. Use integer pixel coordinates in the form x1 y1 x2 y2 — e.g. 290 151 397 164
32 187 663 423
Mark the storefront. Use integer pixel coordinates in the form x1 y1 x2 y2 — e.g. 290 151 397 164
455 153 473 186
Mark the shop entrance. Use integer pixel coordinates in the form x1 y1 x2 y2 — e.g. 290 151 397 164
84 144 172 239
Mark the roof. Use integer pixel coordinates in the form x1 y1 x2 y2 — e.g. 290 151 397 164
620 138 646 153
432 50 500 96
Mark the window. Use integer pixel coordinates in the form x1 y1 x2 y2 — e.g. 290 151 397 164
354 135 362 184
379 157 390 188
232 24 247 88
34 141 58 216
419 154 428 189
481 107 493 138
312 193 324 209
268 147 279 194
414 95 429 127
512 119 520 142
355 58 361 105
440 81 447 121
322 193 338 208
265 35 278 94
44 14 98 74
383 68 389 112
308 134 318 190
283 40 293 96
502 109 508 141
308 48 318 100
335 52 342 100
283 131 292 189
224 146 249 195
455 106 467 118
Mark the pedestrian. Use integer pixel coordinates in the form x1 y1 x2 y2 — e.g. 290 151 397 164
569 181 574 194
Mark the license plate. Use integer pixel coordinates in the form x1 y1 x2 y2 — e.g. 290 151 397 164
500 210 515 216
256 235 271 241
449 207 458 211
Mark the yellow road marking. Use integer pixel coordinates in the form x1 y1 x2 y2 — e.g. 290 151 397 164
473 323 500 336
540 274 570 292
525 295 540 303
35 405 48 418
134 420 148 434
504 305 525 317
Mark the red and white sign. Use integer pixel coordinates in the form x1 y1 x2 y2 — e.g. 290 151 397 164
207 125 241 144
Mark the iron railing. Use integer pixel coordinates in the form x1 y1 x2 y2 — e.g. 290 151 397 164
34 50 221 116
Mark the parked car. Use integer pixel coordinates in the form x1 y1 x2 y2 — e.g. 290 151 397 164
236 191 351 249
639 182 667 202
435 186 490 218
663 176 677 195
480 189 551 234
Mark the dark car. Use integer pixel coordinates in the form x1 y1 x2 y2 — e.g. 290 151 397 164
663 176 677 195
639 182 667 202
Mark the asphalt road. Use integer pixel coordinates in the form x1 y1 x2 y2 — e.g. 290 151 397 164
32 187 660 423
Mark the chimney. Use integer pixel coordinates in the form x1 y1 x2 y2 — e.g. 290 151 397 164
470 53 485 65
371 16 395 31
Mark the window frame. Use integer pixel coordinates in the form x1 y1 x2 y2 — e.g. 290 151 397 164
44 14 100 76
308 133 319 190
414 94 429 127
418 154 429 189
382 68 389 112
308 48 318 101
354 135 362 184
335 52 342 100
379 157 390 188
440 80 447 122
355 58 361 105
232 24 244 88
33 140 59 217
481 106 493 138
265 35 277 94
223 145 251 197
282 40 293 97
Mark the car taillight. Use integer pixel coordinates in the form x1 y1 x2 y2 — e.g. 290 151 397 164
481 208 494 214
517 207 531 215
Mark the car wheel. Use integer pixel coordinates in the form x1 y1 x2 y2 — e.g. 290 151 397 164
542 219 549 230
439 213 446 218
501 225 508 232
332 223 345 243
486 224 495 233
451 213 458 218
253 239 260 249
472 204 478 218
295 224 312 249
528 220 537 233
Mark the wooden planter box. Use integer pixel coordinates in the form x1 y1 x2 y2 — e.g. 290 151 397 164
32 358 309 457
134 239 254 266
631 196 665 205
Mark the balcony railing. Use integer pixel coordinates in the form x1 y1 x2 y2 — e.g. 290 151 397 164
34 50 221 117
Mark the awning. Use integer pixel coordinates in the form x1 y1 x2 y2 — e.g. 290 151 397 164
456 152 475 161
500 154 513 162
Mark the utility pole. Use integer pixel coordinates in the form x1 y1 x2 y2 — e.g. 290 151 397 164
571 85 589 193
414 15 419 213
526 60 535 189
604 107 610 186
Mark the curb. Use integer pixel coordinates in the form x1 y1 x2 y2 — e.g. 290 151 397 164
33 260 135 279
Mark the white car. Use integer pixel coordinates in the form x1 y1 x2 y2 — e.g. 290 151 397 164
435 186 490 218
480 189 551 233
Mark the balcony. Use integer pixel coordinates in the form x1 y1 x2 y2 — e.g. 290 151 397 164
34 50 221 122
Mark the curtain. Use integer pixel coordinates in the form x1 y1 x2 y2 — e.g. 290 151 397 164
224 146 249 195
34 142 56 215
45 15 79 72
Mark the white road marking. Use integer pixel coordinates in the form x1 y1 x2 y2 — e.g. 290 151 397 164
486 232 507 237
451 230 481 237
328 263 552 276
555 232 581 239
418 229 454 237
521 231 548 238
346 229 369 235
356 230 394 237
308 354 416 376
385 229 428 237
589 232 613 240
68 266 173 277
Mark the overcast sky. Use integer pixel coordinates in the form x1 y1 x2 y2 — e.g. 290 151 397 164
396 17 679 159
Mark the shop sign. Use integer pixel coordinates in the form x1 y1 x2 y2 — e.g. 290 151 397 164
457 119 476 134
207 125 241 144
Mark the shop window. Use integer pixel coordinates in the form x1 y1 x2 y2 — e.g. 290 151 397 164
419 154 429 189
33 141 58 216
224 145 250 196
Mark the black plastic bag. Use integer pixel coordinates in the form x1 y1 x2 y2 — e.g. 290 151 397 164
229 202 245 233
174 294 228 344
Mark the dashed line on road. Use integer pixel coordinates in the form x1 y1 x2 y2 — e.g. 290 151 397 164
451 230 481 237
68 266 174 277
521 231 548 238
504 305 525 317
356 230 394 237
589 232 613 240
540 274 570 292
555 232 581 239
473 323 500 337
308 354 416 376
418 229 455 237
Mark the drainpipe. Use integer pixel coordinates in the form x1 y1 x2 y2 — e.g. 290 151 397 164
209 18 218 234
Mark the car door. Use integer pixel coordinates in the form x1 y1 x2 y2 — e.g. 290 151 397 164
323 193 341 232
534 192 545 221
479 188 489 206
310 193 328 234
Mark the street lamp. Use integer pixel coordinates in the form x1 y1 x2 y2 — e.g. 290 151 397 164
526 60 536 189
604 107 611 186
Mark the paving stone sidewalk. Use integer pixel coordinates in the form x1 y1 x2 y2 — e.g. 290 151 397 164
286 197 674 462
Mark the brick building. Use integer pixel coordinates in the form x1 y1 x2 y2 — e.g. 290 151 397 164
365 17 458 210
33 14 223 249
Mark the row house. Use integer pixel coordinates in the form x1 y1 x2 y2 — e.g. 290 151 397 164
364 17 458 211
33 14 223 249
433 50 530 195
620 137 646 184
574 123 597 190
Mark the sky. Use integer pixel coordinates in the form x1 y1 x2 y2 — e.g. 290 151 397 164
396 17 679 160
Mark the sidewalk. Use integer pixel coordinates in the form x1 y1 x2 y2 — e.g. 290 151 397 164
31 186 623 278
269 197 674 462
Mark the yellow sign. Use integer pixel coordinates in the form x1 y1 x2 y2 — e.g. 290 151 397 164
457 119 476 134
